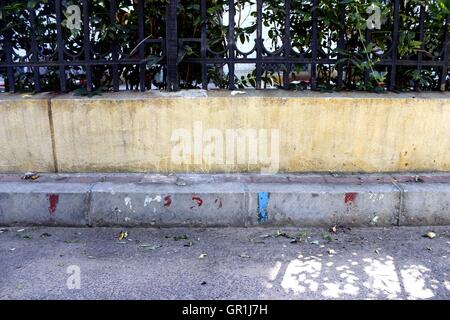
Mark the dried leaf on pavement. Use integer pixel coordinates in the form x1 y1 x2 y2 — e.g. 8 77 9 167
274 230 294 239
118 231 128 241
22 172 40 181
249 237 265 244
423 231 436 239
323 234 333 243
64 239 80 244
139 244 162 250
168 235 189 241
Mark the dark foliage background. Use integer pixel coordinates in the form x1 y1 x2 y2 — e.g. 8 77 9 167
0 0 449 93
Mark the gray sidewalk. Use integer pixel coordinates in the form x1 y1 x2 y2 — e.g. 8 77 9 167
0 173 450 227
0 226 449 299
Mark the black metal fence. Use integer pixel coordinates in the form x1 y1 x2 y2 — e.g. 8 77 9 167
0 0 449 93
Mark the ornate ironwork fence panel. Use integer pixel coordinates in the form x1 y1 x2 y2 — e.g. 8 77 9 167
0 0 449 93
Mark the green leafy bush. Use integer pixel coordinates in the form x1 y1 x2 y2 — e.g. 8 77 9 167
0 0 448 92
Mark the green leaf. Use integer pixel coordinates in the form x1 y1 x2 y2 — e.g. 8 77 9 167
144 55 164 67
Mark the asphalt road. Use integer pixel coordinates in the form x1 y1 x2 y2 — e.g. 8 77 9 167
0 225 449 300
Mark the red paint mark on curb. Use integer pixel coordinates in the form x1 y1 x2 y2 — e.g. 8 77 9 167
164 195 172 207
47 194 59 215
215 198 222 208
344 192 357 205
192 196 203 207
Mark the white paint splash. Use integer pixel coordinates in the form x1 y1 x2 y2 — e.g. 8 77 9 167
144 195 162 207
124 197 133 211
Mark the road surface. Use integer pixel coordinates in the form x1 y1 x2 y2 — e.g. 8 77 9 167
0 225 449 299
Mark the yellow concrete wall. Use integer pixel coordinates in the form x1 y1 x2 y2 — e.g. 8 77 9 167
0 95 55 172
1 91 449 173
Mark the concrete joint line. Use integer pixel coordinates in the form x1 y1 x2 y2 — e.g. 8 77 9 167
46 98 58 173
243 183 250 227
84 183 96 226
392 181 405 226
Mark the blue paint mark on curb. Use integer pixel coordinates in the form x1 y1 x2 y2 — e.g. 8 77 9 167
258 192 269 223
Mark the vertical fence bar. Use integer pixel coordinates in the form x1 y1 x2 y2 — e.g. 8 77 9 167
166 0 179 91
0 0 15 92
440 14 449 91
138 0 145 91
55 0 67 92
255 0 263 89
389 0 400 91
110 0 119 91
201 0 207 89
283 0 291 89
415 4 425 91
228 0 236 90
337 1 345 88
82 0 92 91
29 5 41 92
311 0 319 90
364 28 371 87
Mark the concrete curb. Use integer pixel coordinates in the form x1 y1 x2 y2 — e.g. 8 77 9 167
0 173 449 227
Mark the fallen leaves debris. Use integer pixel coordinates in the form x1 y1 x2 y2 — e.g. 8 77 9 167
168 235 189 241
139 244 162 250
64 239 80 244
423 231 436 239
296 231 310 239
252 230 312 244
22 172 40 181
118 231 128 241
249 238 266 244
274 230 294 239
322 234 333 243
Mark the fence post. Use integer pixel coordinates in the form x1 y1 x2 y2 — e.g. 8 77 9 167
166 0 179 91
440 14 449 91
0 0 15 92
